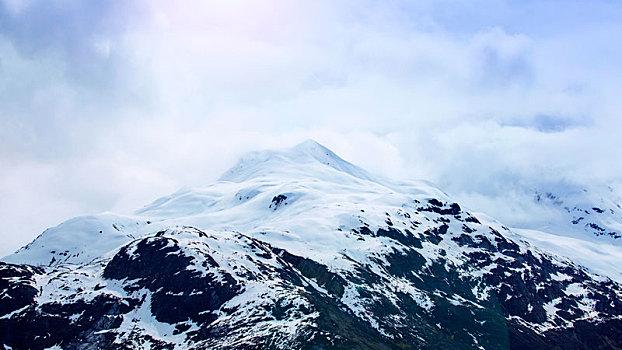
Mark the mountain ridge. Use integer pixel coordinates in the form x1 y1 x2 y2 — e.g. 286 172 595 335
1 141 622 349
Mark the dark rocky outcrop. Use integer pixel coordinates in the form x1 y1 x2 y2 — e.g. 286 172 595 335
103 235 241 324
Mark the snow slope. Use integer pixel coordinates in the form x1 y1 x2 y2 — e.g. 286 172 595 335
1 140 622 349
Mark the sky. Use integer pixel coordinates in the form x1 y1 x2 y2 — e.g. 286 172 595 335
1 0 622 256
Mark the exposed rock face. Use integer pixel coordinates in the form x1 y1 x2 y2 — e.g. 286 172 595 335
0 261 135 350
103 233 241 325
1 141 621 349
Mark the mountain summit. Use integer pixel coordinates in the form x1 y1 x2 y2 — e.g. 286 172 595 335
2 142 622 349
219 139 379 183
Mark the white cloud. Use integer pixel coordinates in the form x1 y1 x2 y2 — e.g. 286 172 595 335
1 0 622 255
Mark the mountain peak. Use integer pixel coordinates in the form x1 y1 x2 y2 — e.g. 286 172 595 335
290 139 334 158
219 139 378 183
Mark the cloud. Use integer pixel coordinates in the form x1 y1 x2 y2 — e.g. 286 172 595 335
1 0 622 255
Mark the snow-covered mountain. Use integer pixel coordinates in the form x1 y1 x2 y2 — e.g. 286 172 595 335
495 183 622 242
530 185 622 239
466 182 622 282
2 140 622 349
